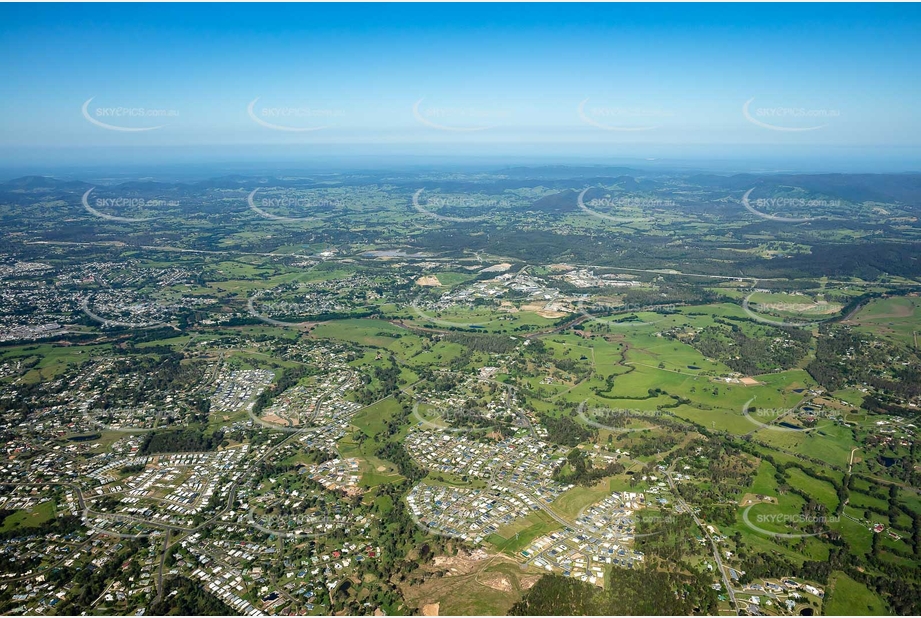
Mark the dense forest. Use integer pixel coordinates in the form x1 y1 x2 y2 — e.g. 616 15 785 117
687 320 810 375
444 332 521 354
140 427 226 455
539 412 596 447
148 576 235 615
807 325 921 402
509 568 717 615
553 448 625 486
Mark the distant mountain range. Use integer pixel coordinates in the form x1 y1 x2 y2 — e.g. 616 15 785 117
3 169 920 206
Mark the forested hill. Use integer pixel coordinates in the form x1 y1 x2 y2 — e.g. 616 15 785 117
509 569 718 615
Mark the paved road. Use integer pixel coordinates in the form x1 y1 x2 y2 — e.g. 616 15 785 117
155 530 171 603
663 469 738 614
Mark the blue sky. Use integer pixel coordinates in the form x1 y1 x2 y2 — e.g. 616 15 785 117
1 3 919 171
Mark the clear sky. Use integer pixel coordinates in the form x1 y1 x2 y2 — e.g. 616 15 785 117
1 2 919 172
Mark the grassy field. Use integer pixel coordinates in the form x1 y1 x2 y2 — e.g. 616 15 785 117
746 291 844 319
551 479 615 520
749 460 779 495
0 501 56 532
311 319 411 348
786 467 839 512
337 437 398 485
753 424 855 471
489 510 562 555
849 296 921 349
402 563 528 616
402 305 558 334
1 343 110 384
352 397 403 439
825 571 889 615
338 397 406 487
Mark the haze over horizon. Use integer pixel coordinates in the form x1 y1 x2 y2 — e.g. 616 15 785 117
2 2 920 174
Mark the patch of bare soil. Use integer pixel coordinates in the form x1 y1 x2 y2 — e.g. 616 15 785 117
761 301 841 315
480 573 513 592
421 603 439 616
519 575 541 590
521 302 568 319
416 275 442 287
402 551 531 616
260 412 291 426
432 549 491 575
740 493 778 506
857 304 914 320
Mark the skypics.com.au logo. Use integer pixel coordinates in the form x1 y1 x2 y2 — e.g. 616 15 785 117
742 97 839 132
246 292 322 329
412 98 510 132
740 289 839 328
248 509 347 538
82 98 178 132
576 403 669 433
577 188 673 224
741 398 838 433
82 508 164 539
410 295 503 329
412 189 508 223
578 99 672 132
633 512 679 538
742 507 840 539
247 188 338 222
575 298 680 329
80 295 169 330
81 188 177 222
410 403 496 436
247 97 343 132
741 188 840 223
